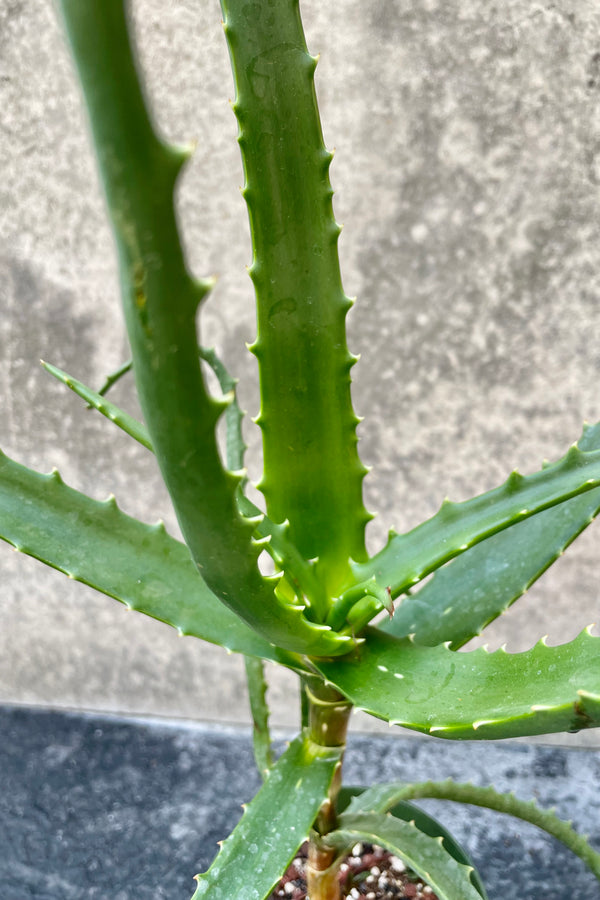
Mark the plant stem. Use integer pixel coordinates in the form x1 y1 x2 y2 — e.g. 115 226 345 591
305 679 352 900
244 656 273 780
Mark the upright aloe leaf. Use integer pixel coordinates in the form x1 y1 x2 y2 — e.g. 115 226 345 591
220 0 370 595
316 627 600 739
57 0 351 658
191 732 343 900
383 422 600 648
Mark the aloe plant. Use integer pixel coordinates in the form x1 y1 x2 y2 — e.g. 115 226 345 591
3 1 600 897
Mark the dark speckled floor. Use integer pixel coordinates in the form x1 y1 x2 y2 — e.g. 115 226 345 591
1 705 599 899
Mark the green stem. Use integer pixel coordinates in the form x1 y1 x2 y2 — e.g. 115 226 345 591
305 679 352 900
244 656 274 780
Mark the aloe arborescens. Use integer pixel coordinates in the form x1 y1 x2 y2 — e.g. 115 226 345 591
2 2 600 898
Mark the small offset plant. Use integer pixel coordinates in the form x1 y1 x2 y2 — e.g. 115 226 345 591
3 1 600 898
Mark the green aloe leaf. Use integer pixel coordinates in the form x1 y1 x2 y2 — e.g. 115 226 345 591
42 360 152 449
382 422 600 648
42 357 328 619
58 0 350 658
342 781 600 883
191 732 343 900
58 0 261 631
315 627 600 739
200 346 328 619
0 450 305 671
325 812 482 900
353 440 600 600
42 350 240 462
206 347 275 780
339 787 488 899
89 347 247 463
198 346 246 475
220 0 370 595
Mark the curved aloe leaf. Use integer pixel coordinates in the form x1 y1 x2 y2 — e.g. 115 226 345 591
383 422 600 648
191 732 343 900
57 0 350 657
353 441 600 599
220 0 370 595
315 627 600 739
203 349 276 780
43 351 240 463
57 0 261 631
325 812 482 900
198 345 246 474
343 781 600 882
42 360 152 449
42 357 328 619
199 346 328 619
339 787 488 899
0 450 305 671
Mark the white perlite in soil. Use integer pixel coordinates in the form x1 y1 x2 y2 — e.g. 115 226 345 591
269 842 440 900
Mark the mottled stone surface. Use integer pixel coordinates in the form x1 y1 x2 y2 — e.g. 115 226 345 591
1 706 599 899
1 1 600 739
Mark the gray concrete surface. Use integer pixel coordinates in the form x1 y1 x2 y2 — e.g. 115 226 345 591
2 705 599 899
1 1 600 743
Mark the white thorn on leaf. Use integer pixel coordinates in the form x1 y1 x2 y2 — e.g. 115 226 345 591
472 719 496 730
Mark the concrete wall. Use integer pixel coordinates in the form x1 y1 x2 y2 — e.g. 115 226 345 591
2 0 600 745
